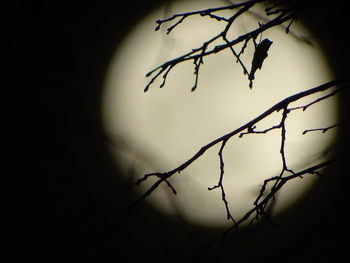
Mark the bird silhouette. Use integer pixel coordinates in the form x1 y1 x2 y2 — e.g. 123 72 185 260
249 38 273 88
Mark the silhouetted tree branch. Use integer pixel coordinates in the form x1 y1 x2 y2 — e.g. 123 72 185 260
124 79 349 226
144 0 299 91
121 0 350 258
302 121 348 134
194 151 348 261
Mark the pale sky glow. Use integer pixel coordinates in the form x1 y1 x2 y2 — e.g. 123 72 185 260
102 0 339 227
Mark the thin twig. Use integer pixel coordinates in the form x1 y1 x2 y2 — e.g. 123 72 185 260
302 121 348 134
289 88 341 112
208 139 236 222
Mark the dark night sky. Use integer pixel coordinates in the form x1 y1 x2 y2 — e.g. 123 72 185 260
22 0 350 262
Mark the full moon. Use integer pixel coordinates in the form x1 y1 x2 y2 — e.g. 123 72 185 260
102 0 339 227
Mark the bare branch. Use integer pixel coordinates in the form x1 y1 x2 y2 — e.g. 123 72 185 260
278 107 293 173
223 36 250 76
213 152 348 240
225 0 313 45
302 121 349 134
239 123 280 137
289 88 341 111
145 0 298 91
208 139 236 222
193 152 349 261
125 79 348 224
154 0 263 32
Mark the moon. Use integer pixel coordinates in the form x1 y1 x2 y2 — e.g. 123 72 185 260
102 0 339 227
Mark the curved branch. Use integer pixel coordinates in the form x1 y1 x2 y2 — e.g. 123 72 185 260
125 79 348 225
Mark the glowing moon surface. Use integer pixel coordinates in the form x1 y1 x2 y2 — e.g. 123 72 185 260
102 0 339 227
